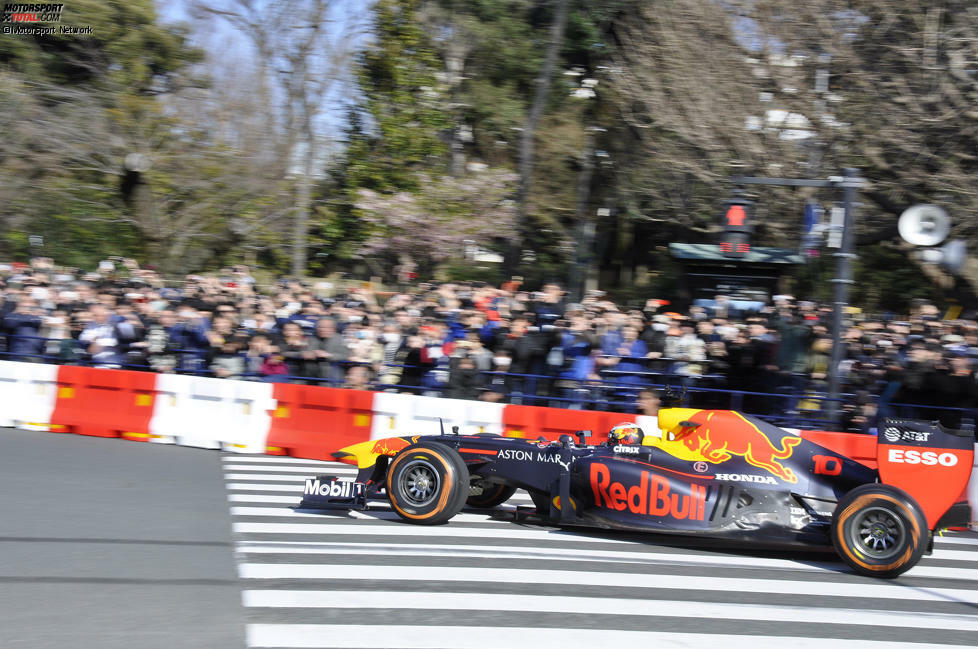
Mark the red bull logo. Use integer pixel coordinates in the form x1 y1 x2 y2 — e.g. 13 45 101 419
371 437 411 456
590 463 707 520
679 411 800 483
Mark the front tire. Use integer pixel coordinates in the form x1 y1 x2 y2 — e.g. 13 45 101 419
831 484 928 578
386 442 468 525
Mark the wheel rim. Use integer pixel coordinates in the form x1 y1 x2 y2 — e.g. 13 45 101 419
848 506 906 560
398 459 440 507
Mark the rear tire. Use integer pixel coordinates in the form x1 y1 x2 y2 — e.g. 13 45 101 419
831 484 928 578
386 442 468 525
466 482 517 508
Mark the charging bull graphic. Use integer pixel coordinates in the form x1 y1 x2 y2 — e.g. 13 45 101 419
677 410 801 483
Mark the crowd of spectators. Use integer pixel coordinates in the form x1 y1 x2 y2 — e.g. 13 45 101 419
1 257 976 432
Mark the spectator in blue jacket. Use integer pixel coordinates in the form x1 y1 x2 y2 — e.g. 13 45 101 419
3 296 45 361
169 305 211 372
556 316 597 409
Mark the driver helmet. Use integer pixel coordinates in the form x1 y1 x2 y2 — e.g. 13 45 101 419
608 422 643 445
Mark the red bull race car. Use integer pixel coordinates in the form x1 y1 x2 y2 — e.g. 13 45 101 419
299 407 974 578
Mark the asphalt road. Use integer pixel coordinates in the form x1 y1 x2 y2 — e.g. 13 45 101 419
0 427 244 649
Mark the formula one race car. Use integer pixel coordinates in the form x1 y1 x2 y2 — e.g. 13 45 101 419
298 407 974 578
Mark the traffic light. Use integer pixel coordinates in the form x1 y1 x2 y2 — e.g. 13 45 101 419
719 196 753 258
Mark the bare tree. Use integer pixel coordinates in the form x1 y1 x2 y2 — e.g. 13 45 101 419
192 0 362 277
609 0 810 244
0 73 249 274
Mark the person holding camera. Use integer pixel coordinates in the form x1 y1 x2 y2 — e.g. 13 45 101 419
3 295 45 362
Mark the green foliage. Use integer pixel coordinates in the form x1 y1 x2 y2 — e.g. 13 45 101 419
0 1 214 274
349 0 451 192
0 0 200 91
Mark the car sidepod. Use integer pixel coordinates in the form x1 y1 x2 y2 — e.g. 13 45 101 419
568 443 868 546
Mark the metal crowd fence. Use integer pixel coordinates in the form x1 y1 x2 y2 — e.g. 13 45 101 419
1 334 974 433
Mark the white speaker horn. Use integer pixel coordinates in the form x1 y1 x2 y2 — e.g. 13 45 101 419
939 239 967 274
914 239 968 275
898 204 950 247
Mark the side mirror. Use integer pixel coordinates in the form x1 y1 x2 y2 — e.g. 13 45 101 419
575 429 592 445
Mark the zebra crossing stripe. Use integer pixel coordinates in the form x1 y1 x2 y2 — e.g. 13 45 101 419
931 535 978 546
241 589 978 631
237 553 978 581
233 506 520 525
221 456 337 465
223 464 353 473
227 483 311 492
231 506 524 523
245 624 971 649
234 522 648 544
232 540 978 578
229 494 305 504
229 492 535 507
224 473 349 481
238 566 978 604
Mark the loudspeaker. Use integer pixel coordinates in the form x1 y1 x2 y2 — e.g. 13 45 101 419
898 204 950 247
916 240 967 274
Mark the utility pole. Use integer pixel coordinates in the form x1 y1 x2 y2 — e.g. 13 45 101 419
730 169 864 425
825 168 860 422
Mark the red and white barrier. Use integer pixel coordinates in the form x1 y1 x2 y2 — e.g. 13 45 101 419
971 443 978 531
149 375 276 452
0 360 59 430
370 393 504 439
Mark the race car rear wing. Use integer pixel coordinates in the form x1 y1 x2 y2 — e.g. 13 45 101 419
877 419 974 529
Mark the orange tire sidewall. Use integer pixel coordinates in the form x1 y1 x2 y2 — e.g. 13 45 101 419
388 448 457 521
835 493 921 573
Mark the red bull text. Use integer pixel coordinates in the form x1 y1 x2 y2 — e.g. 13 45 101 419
590 463 707 520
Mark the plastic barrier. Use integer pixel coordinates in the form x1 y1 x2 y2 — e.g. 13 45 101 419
0 360 60 430
49 366 156 438
369 393 505 440
149 374 276 452
501 404 636 444
971 443 978 531
265 384 374 460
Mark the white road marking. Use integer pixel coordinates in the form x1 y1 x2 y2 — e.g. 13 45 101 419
231 506 511 525
237 552 978 580
245 625 971 649
932 534 978 546
226 483 307 492
223 464 356 473
224 473 353 481
234 540 978 579
222 456 339 465
242 590 978 630
235 561 978 603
